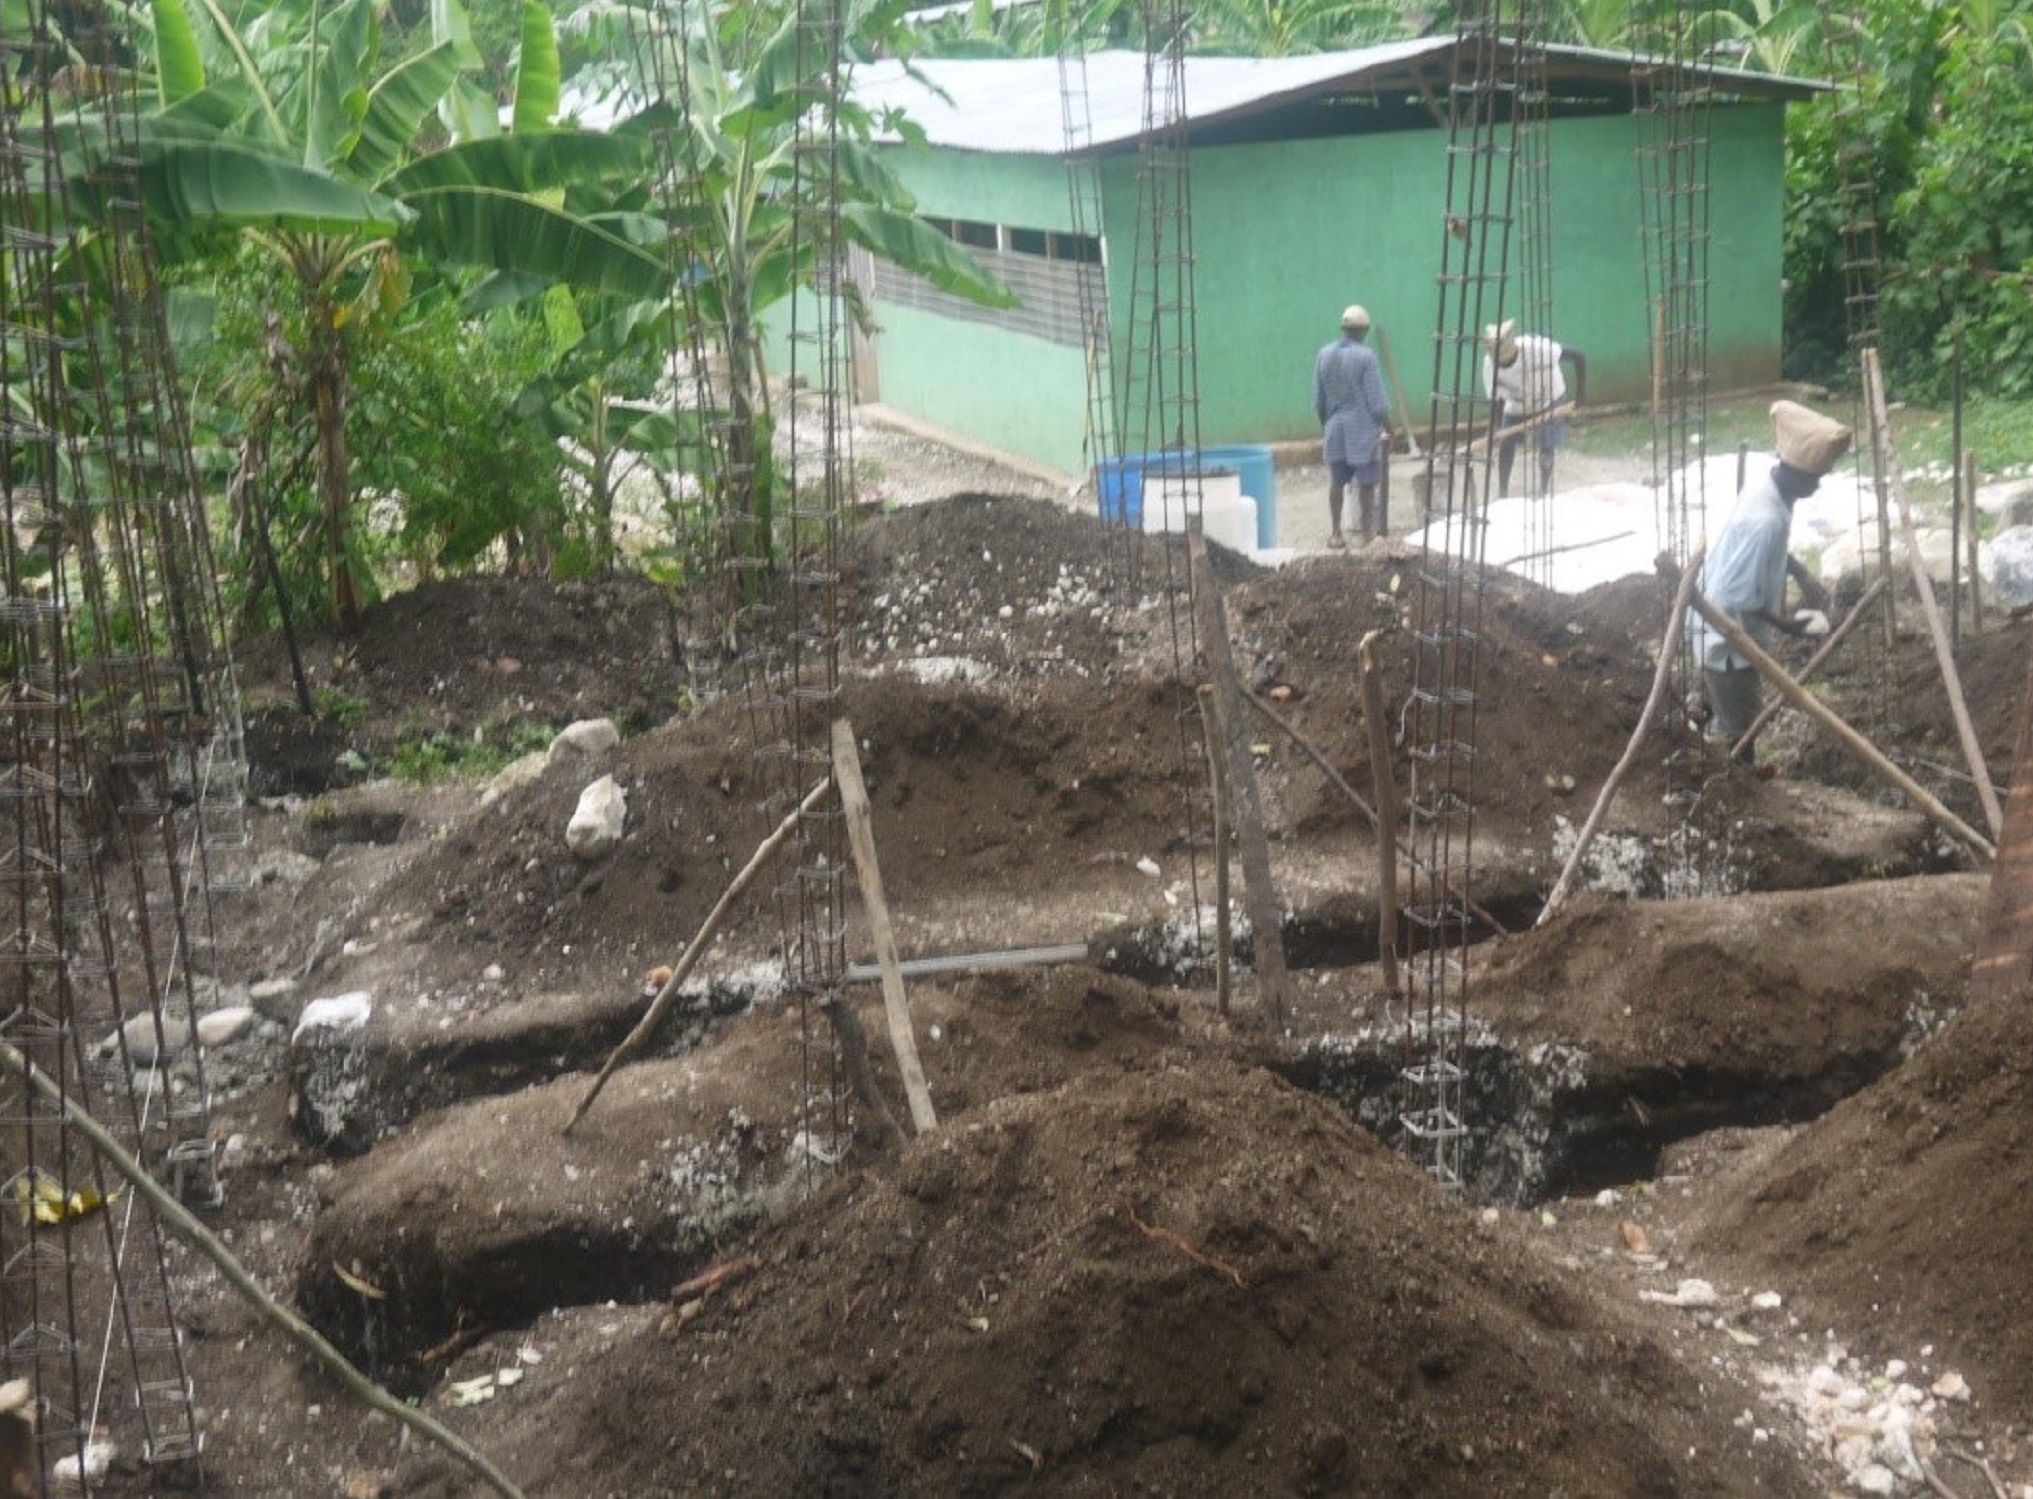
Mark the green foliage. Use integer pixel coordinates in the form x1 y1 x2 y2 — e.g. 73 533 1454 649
313 685 369 726
387 713 555 782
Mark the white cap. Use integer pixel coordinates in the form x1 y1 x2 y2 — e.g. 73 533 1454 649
1484 318 1519 363
1340 304 1371 330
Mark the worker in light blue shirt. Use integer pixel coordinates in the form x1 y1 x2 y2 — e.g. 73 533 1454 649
1313 304 1392 548
1688 400 1851 760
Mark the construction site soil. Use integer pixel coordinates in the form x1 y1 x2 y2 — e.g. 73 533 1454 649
125 472 2033 1499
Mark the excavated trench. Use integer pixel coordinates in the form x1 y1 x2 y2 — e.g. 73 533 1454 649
1099 894 1935 1208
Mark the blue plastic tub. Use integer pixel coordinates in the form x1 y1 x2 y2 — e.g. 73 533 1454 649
1096 445 1278 550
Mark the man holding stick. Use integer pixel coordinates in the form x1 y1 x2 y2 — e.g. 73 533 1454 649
1687 400 1850 762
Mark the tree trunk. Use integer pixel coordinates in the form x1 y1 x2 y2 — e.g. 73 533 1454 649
309 302 363 631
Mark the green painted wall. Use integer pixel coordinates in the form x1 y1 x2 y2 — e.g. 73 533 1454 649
865 102 1787 470
871 305 1092 471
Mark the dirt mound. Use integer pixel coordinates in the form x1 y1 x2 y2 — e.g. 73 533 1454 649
392 1051 1812 1498
1688 981 2033 1421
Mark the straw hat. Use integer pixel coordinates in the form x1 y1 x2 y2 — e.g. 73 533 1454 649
1340 304 1371 330
1770 400 1852 477
1484 318 1519 364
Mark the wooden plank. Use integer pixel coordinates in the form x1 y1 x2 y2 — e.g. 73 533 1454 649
1188 523 1291 1027
1970 624 2033 1004
1357 632 1402 995
832 719 938 1135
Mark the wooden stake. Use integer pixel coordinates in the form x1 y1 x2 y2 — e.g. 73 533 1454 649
0 1041 527 1499
1187 522 1291 1027
1730 574 1889 760
1969 623 2033 1004
1357 632 1402 994
1863 347 2003 837
1965 450 1984 634
1671 560 1994 862
831 720 937 1135
1239 683 1508 936
1197 685 1233 1017
567 777 830 1132
1539 553 1703 927
1376 327 1422 457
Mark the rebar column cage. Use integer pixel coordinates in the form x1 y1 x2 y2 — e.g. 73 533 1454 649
1098 0 1216 976
1400 1 1539 1192
1 0 254 1481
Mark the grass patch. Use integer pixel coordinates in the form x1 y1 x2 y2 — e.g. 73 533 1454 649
387 714 557 783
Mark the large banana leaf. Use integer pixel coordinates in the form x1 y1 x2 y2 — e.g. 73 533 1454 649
151 0 208 107
351 41 461 185
383 131 646 197
511 0 561 135
138 135 409 235
398 185 669 298
305 0 376 173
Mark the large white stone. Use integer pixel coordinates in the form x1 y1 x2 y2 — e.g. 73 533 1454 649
291 990 374 1047
566 774 627 859
549 718 621 763
1982 525 2033 610
1976 477 2033 524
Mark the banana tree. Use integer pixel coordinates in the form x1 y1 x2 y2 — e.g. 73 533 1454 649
600 0 1012 572
112 0 669 627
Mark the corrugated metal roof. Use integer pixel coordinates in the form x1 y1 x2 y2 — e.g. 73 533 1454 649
853 42 1824 156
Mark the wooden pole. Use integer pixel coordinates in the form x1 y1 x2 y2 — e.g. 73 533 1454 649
1730 574 1889 760
567 777 830 1132
1239 683 1509 937
1671 561 1995 862
1952 332 1965 648
0 1041 527 1499
831 720 937 1135
1357 632 1402 995
1197 685 1233 1017
1376 327 1422 457
1187 522 1291 1027
1862 347 2003 838
1539 553 1703 927
1969 623 2033 1003
1966 451 1985 634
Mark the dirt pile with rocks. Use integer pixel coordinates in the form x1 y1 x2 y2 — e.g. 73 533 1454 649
156 480 2033 1499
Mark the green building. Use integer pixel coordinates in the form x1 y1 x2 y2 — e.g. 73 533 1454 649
841 43 1820 477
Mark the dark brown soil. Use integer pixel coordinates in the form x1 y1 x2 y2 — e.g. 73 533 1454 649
106 476 2033 1499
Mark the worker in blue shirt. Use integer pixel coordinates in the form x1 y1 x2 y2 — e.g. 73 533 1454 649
1313 304 1392 548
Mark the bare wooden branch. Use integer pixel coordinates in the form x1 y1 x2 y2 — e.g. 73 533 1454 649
1240 682 1509 937
832 720 937 1135
568 777 830 1132
1357 632 1403 993
1197 686 1234 1018
0 1040 526 1499
1731 575 1888 760
1863 347 2003 836
1187 523 1290 1027
1538 552 1704 927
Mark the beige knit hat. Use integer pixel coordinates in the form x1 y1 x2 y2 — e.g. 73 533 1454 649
1770 400 1852 477
1341 304 1371 330
1484 318 1519 364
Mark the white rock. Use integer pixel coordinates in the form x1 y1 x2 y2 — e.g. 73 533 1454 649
1639 1277 1719 1308
97 1013 190 1066
1931 1370 1970 1402
50 1437 116 1488
566 775 627 859
249 977 297 1004
548 718 621 763
1853 1463 1896 1496
1135 856 1161 878
291 991 374 1047
1981 525 2033 611
1750 1290 1783 1311
482 964 505 983
196 1006 256 1048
